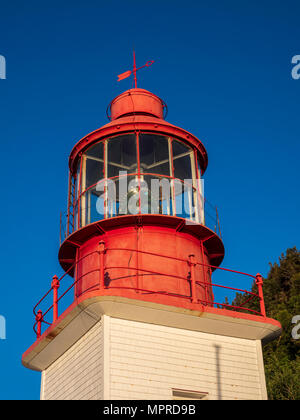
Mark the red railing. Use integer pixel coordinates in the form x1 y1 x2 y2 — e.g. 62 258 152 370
33 244 266 339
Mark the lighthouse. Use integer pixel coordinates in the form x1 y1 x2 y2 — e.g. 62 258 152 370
22 79 281 400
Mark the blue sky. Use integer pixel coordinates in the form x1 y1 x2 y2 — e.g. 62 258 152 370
0 0 299 399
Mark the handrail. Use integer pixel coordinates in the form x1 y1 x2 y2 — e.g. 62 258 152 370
32 245 266 339
107 247 256 279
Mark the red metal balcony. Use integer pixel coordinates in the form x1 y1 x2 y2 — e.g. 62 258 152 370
32 244 266 339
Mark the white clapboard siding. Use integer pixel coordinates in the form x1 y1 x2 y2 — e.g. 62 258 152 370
41 319 104 400
108 318 265 400
41 315 267 400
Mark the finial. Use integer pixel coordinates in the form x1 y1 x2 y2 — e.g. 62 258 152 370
117 51 154 87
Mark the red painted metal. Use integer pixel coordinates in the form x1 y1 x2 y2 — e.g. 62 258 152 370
255 273 266 317
136 130 141 215
31 208 267 341
75 223 215 305
35 310 42 339
169 138 176 215
109 89 164 121
98 240 106 289
31 242 266 338
58 214 225 281
78 152 83 229
66 172 71 236
25 86 274 346
188 254 197 304
133 51 137 88
117 52 154 86
68 115 208 176
51 275 60 323
200 241 208 304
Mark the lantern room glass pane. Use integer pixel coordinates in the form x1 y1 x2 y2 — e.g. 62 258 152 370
84 142 104 189
81 187 105 226
172 140 193 180
174 180 197 221
139 134 171 176
85 158 104 189
143 174 173 216
86 142 104 159
107 134 137 178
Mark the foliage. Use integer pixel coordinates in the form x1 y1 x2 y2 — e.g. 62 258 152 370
230 247 300 400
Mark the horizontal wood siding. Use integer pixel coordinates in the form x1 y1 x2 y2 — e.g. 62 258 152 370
42 320 104 400
109 318 264 400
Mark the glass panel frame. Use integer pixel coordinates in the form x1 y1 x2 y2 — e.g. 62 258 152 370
71 133 204 230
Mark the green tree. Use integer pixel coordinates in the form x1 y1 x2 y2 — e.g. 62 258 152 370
231 247 300 400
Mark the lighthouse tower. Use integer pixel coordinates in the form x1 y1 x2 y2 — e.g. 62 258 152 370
22 84 281 400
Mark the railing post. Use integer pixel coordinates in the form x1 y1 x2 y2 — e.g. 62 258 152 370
98 240 106 289
36 310 43 339
255 273 266 317
51 275 60 323
208 266 214 307
188 254 197 304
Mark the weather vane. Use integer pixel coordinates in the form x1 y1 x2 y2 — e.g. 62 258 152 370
117 51 154 88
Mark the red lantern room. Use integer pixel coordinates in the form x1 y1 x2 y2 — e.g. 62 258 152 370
59 87 224 308
22 80 281 401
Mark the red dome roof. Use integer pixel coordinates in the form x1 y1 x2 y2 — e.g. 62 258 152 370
108 88 165 120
